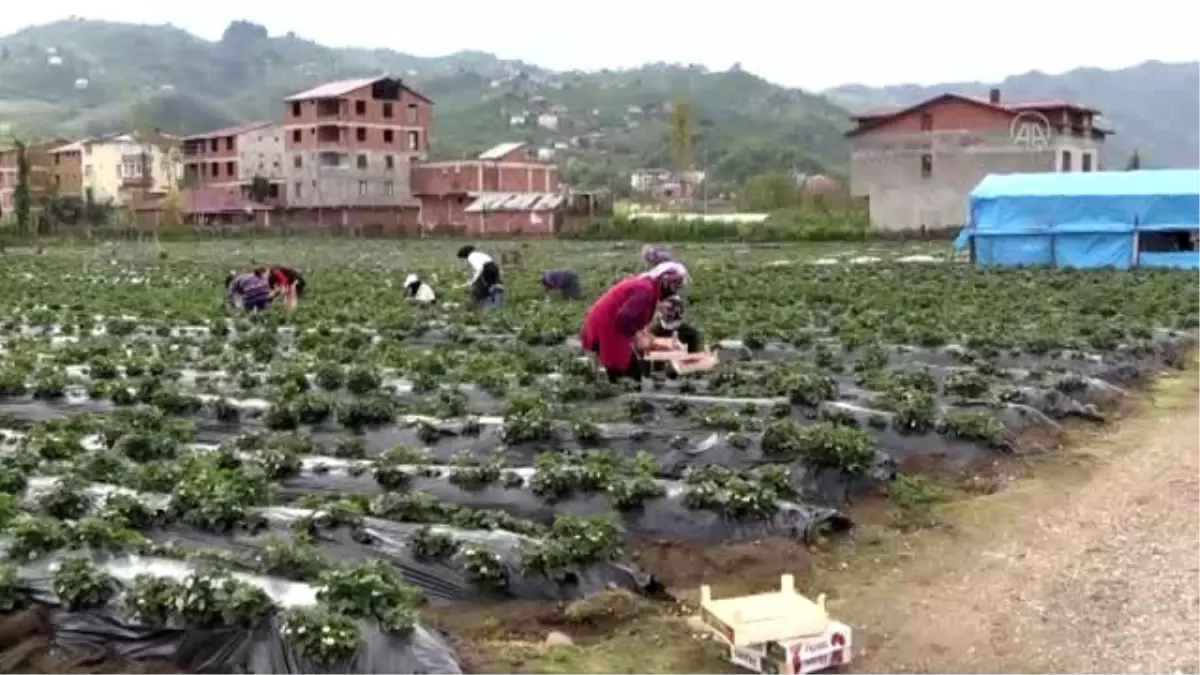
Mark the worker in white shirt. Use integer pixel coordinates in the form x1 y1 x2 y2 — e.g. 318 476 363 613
456 245 504 308
403 274 436 304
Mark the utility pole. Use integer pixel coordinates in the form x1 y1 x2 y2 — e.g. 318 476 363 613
702 146 709 214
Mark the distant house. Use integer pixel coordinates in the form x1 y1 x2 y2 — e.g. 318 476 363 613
630 168 704 201
49 133 181 206
536 113 559 131
411 142 562 234
0 138 69 220
181 122 285 204
847 88 1112 232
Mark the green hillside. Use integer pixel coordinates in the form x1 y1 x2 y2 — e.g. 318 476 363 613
0 19 850 192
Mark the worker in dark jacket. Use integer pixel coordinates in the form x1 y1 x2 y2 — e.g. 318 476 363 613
540 268 583 300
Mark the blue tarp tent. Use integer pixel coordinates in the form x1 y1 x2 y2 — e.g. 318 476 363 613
955 169 1200 269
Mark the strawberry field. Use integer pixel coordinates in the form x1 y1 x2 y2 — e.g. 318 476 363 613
0 239 1195 673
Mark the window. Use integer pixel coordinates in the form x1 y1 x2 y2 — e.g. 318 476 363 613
356 127 367 142
383 129 394 143
383 180 395 196
406 104 419 124
291 102 301 118
54 175 60 186
920 154 932 179
293 181 302 198
268 183 280 199
54 154 60 165
293 155 302 168
291 130 301 143
357 154 368 169
1060 150 1073 172
225 161 235 176
211 162 220 177
355 100 366 115
358 180 369 196
383 103 393 118
1140 230 1199 253
920 113 933 131
1081 152 1093 172
407 131 420 151
226 137 234 151
384 154 394 170
210 139 219 152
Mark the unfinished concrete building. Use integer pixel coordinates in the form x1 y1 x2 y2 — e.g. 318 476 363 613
847 89 1111 233
281 75 432 230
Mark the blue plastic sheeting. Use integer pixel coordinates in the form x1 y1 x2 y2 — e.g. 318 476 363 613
975 235 1053 266
962 169 1200 269
1139 252 1200 269
1055 234 1134 269
952 227 971 252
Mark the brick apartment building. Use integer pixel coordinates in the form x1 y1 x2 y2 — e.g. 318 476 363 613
413 142 563 234
847 89 1111 232
181 122 285 202
0 139 68 222
50 141 85 197
280 75 432 230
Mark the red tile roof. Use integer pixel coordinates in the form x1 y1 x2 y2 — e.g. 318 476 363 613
182 122 275 142
847 93 1102 137
851 94 1100 121
284 76 432 104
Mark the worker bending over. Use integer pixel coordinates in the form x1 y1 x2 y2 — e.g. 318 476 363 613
403 274 437 304
457 245 504 308
540 268 583 300
226 268 272 313
267 265 305 310
580 262 689 382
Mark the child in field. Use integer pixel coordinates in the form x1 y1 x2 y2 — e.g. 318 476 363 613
540 268 582 300
457 245 504 308
648 295 702 353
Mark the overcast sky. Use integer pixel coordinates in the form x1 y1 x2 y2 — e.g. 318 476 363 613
2 0 1196 91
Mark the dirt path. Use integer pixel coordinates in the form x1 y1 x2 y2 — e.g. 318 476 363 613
838 373 1200 673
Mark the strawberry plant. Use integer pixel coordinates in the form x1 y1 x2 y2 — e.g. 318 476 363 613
282 606 362 665
53 556 116 610
314 560 421 634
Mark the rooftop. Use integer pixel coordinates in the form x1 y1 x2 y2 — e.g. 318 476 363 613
478 142 526 161
284 76 432 104
182 122 274 141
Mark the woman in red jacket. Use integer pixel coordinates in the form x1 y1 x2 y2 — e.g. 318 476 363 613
580 262 689 382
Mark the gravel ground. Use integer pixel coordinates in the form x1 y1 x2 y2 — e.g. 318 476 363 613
841 374 1200 673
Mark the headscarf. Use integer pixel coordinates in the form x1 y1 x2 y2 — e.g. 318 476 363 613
403 274 420 296
641 244 675 267
642 261 689 296
642 261 689 281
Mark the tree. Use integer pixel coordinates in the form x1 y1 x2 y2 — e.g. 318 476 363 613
248 175 272 202
1125 150 1142 170
669 102 694 172
13 140 31 238
736 171 801 212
